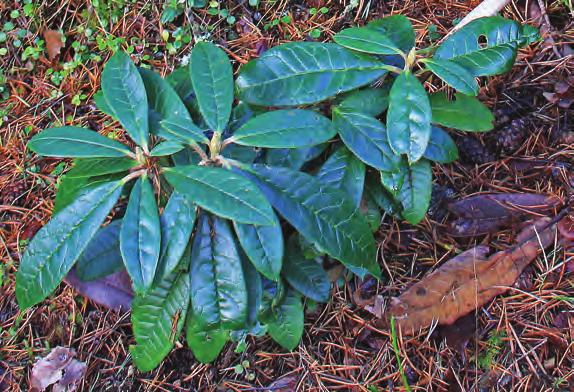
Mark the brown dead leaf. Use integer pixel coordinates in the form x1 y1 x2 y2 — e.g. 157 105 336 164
43 30 64 60
381 218 557 335
30 347 86 392
447 193 560 237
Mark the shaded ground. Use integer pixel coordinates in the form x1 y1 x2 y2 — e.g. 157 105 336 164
0 0 573 390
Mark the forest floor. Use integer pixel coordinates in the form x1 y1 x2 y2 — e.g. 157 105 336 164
0 0 573 391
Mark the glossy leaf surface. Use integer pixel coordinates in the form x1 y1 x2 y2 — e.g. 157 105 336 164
242 165 380 278
282 238 330 303
421 58 479 96
149 141 185 156
266 289 304 350
430 92 494 131
380 159 407 197
101 51 149 149
189 214 248 329
164 165 275 225
16 180 123 309
367 15 416 53
338 87 390 117
190 42 233 131
157 192 196 280
130 263 190 372
232 110 336 148
334 26 402 55
396 158 432 224
333 109 400 172
120 176 161 294
66 158 137 178
423 126 459 163
236 42 388 106
265 145 326 170
186 313 229 363
233 211 283 281
387 71 432 163
138 68 206 144
317 146 365 207
434 17 539 76
76 220 124 281
28 127 132 158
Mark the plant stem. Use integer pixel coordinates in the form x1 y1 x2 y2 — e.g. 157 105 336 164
121 169 147 184
189 141 209 161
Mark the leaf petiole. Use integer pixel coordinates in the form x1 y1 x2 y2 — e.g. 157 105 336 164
121 169 147 184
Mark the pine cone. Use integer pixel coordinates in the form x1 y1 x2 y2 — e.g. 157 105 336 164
0 178 27 206
457 136 496 164
487 117 529 155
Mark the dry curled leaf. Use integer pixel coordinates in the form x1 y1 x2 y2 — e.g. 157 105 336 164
30 347 86 392
43 30 64 60
381 218 557 335
447 193 560 237
266 373 299 392
65 269 133 311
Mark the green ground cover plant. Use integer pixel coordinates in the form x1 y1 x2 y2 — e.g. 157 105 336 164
17 15 538 371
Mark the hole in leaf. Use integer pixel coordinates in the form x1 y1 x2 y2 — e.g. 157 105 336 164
477 34 488 48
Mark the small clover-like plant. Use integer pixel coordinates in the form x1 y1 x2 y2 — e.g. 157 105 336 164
17 42 380 371
236 15 539 224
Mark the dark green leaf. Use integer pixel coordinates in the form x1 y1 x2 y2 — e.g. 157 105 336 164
240 250 263 327
360 194 382 233
16 180 123 309
166 66 202 122
54 173 126 213
430 92 494 131
28 127 132 158
233 211 283 281
157 192 196 280
186 313 229 363
231 110 336 148
334 26 402 55
366 174 403 219
66 158 137 178
241 165 380 279
221 144 258 163
189 214 248 329
265 145 326 170
387 71 432 163
380 158 407 196
395 158 432 224
317 146 365 207
282 237 330 303
423 126 459 163
76 220 123 281
421 58 478 96
101 51 149 150
138 67 207 144
333 109 400 172
93 90 116 117
228 101 265 133
130 261 190 372
190 42 233 131
149 141 185 156
434 17 540 76
164 165 275 225
266 289 304 350
367 15 416 53
338 87 390 117
236 42 388 106
120 175 161 294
